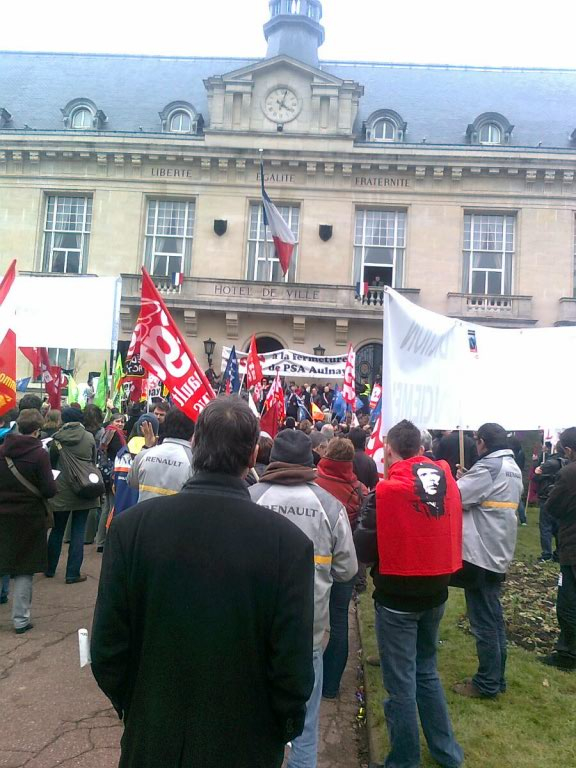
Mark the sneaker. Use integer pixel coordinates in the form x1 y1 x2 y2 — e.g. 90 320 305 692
65 575 88 584
452 680 498 699
96 546 104 553
520 522 528 527
14 622 33 635
539 654 575 672
537 556 552 563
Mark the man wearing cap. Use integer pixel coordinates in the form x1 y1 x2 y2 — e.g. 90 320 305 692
250 430 357 768
541 426 576 671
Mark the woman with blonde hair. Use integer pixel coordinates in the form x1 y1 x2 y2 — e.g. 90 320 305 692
42 409 62 438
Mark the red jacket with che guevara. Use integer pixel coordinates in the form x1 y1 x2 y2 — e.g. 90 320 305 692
376 456 462 577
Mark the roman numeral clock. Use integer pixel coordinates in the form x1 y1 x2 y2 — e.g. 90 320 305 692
263 86 301 123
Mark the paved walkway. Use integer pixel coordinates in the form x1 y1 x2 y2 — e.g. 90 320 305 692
1 547 364 768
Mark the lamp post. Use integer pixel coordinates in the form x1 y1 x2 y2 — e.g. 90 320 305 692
203 337 216 367
313 344 325 357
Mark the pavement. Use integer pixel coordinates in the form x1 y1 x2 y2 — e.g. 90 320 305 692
1 546 364 768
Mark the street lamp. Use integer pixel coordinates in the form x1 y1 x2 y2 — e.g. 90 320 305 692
313 344 325 357
203 337 216 366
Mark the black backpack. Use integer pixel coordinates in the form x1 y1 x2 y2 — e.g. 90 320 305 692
53 440 105 500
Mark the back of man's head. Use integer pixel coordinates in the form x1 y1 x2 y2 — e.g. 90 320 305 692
387 420 421 460
17 408 44 435
476 423 508 454
271 429 314 467
348 427 367 450
559 427 576 454
163 408 195 441
18 394 42 413
325 437 354 462
192 396 259 477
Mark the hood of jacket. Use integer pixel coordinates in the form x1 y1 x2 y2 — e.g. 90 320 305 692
317 457 356 484
1 433 43 459
53 422 87 446
258 461 316 486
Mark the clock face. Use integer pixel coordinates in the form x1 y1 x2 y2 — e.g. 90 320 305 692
263 87 300 123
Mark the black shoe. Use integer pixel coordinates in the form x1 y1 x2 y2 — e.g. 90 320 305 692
0 595 8 604
537 556 552 563
97 546 104 553
539 653 575 671
14 622 33 634
65 575 88 584
44 572 55 578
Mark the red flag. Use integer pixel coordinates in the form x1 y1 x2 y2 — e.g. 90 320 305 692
20 347 42 377
0 260 17 417
121 353 146 403
129 269 215 421
264 369 285 424
342 344 356 406
260 400 281 439
246 334 263 402
366 415 385 480
44 365 62 410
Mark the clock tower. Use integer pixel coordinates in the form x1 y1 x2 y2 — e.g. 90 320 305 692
264 0 325 67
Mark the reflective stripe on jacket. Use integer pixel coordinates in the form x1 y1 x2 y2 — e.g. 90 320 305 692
128 438 193 502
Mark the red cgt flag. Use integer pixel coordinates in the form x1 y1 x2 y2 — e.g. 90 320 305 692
246 334 263 402
0 260 17 417
128 269 215 420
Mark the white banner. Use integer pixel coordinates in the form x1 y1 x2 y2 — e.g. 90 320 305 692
13 275 122 349
221 346 346 379
382 287 576 432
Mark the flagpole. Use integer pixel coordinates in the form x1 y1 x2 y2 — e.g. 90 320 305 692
259 148 274 280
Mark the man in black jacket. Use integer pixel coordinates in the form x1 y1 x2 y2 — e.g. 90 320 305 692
91 397 315 768
541 426 576 671
535 444 566 561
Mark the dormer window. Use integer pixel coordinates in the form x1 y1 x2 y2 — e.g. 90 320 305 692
169 110 193 133
71 107 92 129
468 112 513 146
479 123 502 145
366 110 407 143
61 98 107 130
159 101 202 135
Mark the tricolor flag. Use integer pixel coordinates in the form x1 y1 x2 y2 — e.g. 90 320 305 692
260 161 296 276
171 272 184 288
355 281 369 298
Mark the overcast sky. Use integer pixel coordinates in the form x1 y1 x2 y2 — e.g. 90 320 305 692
3 0 576 69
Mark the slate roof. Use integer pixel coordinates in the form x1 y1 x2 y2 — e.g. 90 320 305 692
1 50 576 148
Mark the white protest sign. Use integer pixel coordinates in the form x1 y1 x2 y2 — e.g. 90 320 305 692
221 347 346 380
382 287 576 432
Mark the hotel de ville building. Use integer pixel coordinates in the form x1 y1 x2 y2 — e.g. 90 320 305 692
2 0 576 384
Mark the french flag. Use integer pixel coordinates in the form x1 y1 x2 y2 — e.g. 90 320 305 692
171 272 184 288
260 162 296 276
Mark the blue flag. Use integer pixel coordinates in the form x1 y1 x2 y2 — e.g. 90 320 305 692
16 377 31 392
222 346 241 394
371 395 382 424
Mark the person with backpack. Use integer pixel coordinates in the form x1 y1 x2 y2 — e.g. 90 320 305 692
535 442 566 561
46 408 101 583
0 409 57 632
315 437 367 699
94 411 127 552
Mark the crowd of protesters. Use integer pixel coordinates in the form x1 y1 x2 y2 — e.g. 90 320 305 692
1 382 575 768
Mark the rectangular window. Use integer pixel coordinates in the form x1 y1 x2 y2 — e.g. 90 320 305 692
48 348 75 371
353 209 406 289
42 196 92 273
246 202 299 282
144 200 195 277
463 213 515 295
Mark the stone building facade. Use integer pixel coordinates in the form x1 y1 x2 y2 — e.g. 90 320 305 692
1 0 576 383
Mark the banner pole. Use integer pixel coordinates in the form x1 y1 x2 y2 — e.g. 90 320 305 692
459 429 465 471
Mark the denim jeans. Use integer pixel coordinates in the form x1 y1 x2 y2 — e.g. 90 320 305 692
374 602 463 768
0 574 9 601
286 648 323 768
322 577 356 697
12 574 33 630
517 498 526 524
539 502 558 559
557 565 576 661
46 509 89 579
464 582 507 696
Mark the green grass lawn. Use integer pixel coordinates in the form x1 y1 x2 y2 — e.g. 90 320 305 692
358 507 576 767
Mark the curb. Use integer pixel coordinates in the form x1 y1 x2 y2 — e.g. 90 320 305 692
355 599 384 768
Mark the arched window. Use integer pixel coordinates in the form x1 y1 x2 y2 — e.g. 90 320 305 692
169 110 192 133
372 118 396 141
366 110 407 143
467 113 513 145
71 107 92 129
479 122 502 145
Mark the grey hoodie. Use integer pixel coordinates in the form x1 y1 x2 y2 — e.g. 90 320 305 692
457 449 522 573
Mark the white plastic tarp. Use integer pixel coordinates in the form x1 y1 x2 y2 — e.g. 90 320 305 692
382 287 576 432
14 275 122 350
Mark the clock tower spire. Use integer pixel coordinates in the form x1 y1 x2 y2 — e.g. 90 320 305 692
264 1 325 68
